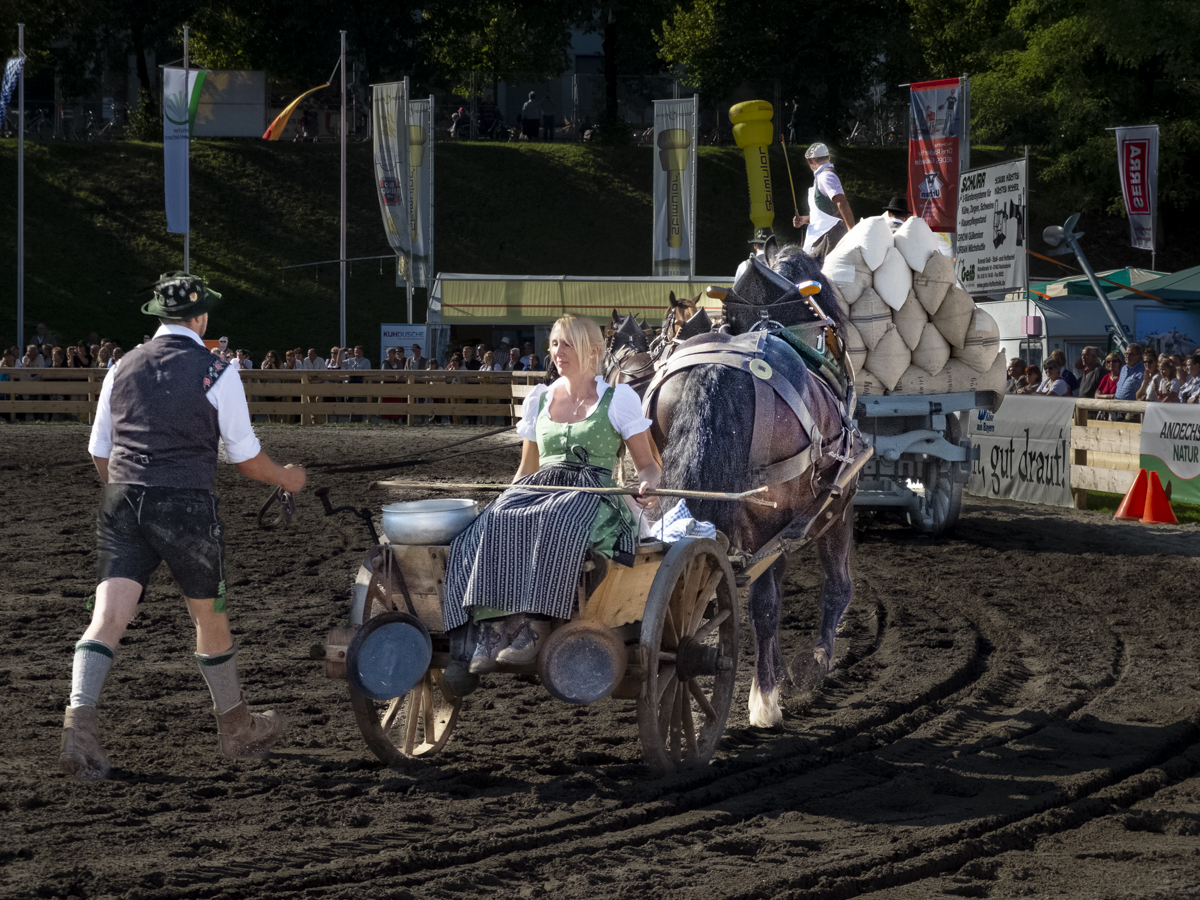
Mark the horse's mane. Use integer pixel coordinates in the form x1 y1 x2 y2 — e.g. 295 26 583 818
770 242 846 332
659 364 754 538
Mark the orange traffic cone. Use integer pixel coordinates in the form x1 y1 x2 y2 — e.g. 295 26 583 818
1114 469 1148 520
1140 471 1178 525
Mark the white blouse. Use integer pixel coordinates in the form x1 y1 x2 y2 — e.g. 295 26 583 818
516 377 652 441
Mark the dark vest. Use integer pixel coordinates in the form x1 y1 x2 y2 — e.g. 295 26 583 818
106 335 226 490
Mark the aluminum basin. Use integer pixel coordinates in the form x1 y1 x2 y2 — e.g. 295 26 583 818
381 498 480 545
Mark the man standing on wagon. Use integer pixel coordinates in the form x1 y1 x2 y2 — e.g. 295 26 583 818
791 143 856 264
59 272 307 781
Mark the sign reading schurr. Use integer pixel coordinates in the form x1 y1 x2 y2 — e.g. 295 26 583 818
955 157 1027 295
967 395 1075 508
1140 403 1200 506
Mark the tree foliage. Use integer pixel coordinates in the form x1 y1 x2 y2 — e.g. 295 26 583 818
658 0 918 137
908 0 1200 216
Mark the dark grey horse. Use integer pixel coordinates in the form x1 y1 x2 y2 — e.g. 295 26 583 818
642 246 859 726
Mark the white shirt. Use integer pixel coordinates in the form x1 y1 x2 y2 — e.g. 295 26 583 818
299 357 325 370
1036 377 1069 397
88 324 262 464
516 377 651 442
803 163 846 250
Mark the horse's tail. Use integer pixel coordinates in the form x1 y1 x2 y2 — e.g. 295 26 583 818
659 364 754 535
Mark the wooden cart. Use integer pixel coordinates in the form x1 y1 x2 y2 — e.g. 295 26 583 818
325 535 779 776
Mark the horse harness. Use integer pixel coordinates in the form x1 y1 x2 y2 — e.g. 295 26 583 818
643 330 872 559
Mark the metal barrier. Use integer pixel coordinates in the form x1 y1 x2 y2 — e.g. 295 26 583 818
0 369 548 426
1069 399 1147 508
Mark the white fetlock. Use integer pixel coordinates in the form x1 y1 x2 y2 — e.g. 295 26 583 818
748 677 783 728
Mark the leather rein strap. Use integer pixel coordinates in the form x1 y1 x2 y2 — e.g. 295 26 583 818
644 332 835 488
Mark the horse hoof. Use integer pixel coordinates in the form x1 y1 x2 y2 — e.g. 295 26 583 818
748 679 783 728
791 651 829 692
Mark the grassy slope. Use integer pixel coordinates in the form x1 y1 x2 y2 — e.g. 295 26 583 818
0 139 1180 354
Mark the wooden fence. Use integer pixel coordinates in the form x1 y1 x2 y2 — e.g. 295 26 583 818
0 369 549 426
1069 398 1147 509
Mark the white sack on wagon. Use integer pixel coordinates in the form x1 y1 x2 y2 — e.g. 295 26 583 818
951 308 1002 373
864 326 911 392
891 289 928 351
849 287 894 351
872 245 914 311
912 252 955 316
892 215 943 273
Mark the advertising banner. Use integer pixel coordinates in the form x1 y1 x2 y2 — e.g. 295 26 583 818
372 82 410 287
967 395 1075 507
652 97 698 276
1115 125 1158 252
407 98 434 289
955 157 1027 294
907 77 967 233
1140 403 1200 505
380 323 429 364
163 67 206 234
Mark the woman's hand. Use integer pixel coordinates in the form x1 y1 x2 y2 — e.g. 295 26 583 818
635 465 662 509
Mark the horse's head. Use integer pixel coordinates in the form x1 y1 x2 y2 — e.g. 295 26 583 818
662 291 704 343
763 239 845 330
603 309 655 393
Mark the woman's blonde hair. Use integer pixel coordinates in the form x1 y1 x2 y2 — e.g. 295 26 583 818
550 314 605 375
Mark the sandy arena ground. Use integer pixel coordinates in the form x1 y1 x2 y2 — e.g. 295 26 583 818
2 422 1199 900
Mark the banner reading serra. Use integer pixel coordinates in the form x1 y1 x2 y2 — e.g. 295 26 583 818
652 97 698 276
1140 403 1200 506
372 81 410 286
907 77 968 233
1115 125 1158 252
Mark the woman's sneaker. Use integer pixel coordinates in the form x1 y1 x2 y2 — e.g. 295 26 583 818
469 619 507 674
496 618 552 665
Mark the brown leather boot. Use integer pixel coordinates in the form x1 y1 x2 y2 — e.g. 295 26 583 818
214 695 284 759
60 705 112 781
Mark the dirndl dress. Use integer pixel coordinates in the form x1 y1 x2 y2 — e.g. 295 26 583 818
441 386 638 630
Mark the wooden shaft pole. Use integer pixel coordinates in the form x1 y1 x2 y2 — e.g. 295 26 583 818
780 134 799 216
369 480 778 508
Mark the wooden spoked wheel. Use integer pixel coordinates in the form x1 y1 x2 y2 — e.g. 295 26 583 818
348 563 461 765
637 537 739 776
349 666 462 765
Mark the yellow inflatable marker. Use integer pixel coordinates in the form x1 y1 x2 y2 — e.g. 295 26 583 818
408 125 427 241
730 100 775 232
657 128 692 248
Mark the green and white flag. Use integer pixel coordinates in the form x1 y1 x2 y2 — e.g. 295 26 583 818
163 67 206 234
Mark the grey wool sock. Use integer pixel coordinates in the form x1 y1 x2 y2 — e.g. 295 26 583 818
196 645 243 715
70 640 115 708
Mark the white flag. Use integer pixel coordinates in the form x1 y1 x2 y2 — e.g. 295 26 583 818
372 82 409 285
652 97 698 276
407 98 433 288
1115 125 1158 252
163 67 205 234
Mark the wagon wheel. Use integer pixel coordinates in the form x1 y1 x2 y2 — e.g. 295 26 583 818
921 413 964 538
348 560 462 765
637 537 739 776
349 668 462 765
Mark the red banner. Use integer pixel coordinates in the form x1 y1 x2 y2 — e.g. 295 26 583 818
1121 139 1151 214
907 77 964 233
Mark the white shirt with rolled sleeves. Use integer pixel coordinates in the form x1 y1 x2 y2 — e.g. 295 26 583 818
516 377 652 442
802 163 847 251
88 324 262 465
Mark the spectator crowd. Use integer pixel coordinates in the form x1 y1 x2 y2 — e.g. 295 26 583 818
1005 344 1200 405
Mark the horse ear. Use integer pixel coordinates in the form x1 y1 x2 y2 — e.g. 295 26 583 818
763 234 779 267
691 293 702 308
611 308 620 323
669 291 680 308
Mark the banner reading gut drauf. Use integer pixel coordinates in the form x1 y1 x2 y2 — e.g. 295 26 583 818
652 97 698 277
907 77 968 234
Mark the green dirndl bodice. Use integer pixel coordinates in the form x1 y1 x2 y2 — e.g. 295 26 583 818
535 385 638 557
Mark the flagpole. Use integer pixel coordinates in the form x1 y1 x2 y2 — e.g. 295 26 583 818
183 26 189 273
17 23 25 352
339 30 347 349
